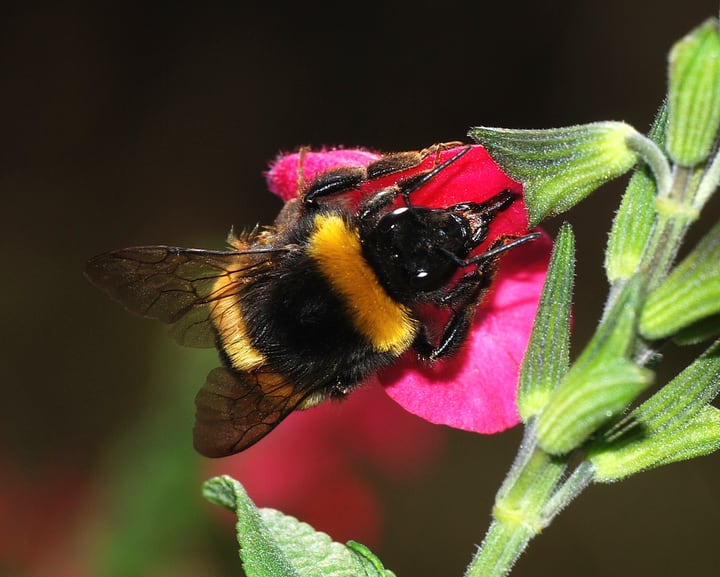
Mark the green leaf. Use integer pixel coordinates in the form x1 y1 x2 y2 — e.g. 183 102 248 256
518 223 575 420
203 476 393 577
605 103 668 283
640 218 720 340
590 406 720 482
469 122 639 226
203 476 300 577
667 18 720 166
259 510 384 577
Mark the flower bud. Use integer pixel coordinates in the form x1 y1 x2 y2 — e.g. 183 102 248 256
518 224 574 421
590 406 720 482
667 18 720 166
641 219 720 340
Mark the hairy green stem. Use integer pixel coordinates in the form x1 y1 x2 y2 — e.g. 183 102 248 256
626 130 673 197
465 520 535 577
465 427 566 577
645 166 697 291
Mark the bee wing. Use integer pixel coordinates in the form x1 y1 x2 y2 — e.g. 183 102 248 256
85 245 276 347
194 366 307 457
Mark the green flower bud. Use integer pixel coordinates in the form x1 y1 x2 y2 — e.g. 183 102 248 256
536 279 651 454
592 341 720 482
590 406 720 482
667 18 720 166
605 104 668 283
536 359 652 455
518 224 574 420
606 340 720 441
640 218 720 340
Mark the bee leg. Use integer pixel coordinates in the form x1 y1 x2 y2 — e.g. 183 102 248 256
412 264 493 361
413 303 479 361
357 187 400 221
414 235 520 361
438 267 490 307
359 146 475 224
418 232 541 361
303 166 366 207
461 233 541 267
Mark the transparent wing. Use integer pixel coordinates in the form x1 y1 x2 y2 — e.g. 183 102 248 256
194 366 308 456
85 245 277 347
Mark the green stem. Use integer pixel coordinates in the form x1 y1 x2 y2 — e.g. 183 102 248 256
465 520 535 577
465 446 595 577
540 461 594 524
465 427 567 577
625 130 673 197
644 165 696 290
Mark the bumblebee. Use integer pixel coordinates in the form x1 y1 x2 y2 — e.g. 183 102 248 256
86 145 537 457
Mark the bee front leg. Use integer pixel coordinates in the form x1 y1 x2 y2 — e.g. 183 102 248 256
413 304 479 361
412 257 498 361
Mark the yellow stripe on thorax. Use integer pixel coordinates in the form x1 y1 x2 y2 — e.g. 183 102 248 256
308 213 417 355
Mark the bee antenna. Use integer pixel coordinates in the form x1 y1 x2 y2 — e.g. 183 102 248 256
471 232 541 263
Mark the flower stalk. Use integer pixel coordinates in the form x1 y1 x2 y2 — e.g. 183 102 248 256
466 427 563 577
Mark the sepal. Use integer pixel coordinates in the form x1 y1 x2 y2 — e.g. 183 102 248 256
518 223 574 420
667 18 720 166
640 218 720 340
468 122 639 226
590 341 720 481
608 340 720 438
605 104 668 282
590 406 720 482
535 359 652 456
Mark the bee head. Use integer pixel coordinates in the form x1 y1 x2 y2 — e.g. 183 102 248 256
360 206 470 302
360 191 518 303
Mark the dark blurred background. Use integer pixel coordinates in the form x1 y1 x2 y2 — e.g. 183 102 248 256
3 1 720 576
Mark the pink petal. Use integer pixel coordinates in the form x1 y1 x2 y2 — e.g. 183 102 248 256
265 147 380 201
379 232 553 433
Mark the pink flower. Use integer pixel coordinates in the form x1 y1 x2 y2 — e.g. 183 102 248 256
266 144 552 434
